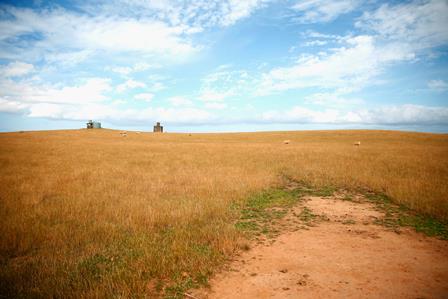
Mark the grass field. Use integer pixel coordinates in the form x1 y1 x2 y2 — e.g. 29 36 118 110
1 129 447 298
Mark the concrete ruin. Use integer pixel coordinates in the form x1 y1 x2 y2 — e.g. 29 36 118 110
86 120 101 129
153 122 163 133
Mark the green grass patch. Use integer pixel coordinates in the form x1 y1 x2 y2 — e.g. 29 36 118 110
298 207 317 223
235 188 303 237
308 186 337 197
341 195 354 201
341 219 356 225
364 192 448 240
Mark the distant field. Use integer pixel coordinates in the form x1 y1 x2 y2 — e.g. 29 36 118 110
1 129 447 298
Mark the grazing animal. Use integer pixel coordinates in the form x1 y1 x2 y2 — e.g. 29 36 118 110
136 131 141 134
283 140 291 144
354 141 361 146
120 131 128 137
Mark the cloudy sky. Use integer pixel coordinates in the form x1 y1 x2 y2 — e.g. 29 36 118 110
0 0 447 132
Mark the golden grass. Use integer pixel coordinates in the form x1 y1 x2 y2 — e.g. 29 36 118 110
1 129 447 297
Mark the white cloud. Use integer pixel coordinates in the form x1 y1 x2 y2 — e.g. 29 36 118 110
0 61 34 77
351 105 448 125
199 66 254 102
0 74 213 125
2 87 447 127
110 66 133 75
134 93 154 102
261 104 448 125
45 50 93 66
292 0 360 23
257 35 414 95
428 79 448 92
149 82 166 92
219 0 270 26
93 0 269 28
0 77 111 104
304 92 364 106
168 96 193 107
205 102 227 110
0 98 29 113
110 62 160 75
133 62 153 71
0 7 198 61
304 40 328 47
25 103 213 125
259 0 448 103
116 79 146 92
0 0 269 62
356 0 448 51
199 90 235 102
112 99 127 105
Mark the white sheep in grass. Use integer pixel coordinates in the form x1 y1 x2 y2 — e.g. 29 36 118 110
120 131 128 137
354 141 361 146
283 140 291 144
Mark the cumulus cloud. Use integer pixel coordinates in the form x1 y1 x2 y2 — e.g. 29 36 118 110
0 6 198 61
134 93 154 102
2 87 447 127
0 61 34 77
45 50 93 66
304 92 364 106
261 104 448 125
428 79 448 92
205 102 227 110
199 66 254 103
26 103 213 125
168 96 193 107
219 0 270 26
261 0 448 99
0 75 213 125
0 98 29 113
356 0 448 51
0 78 111 104
0 77 112 116
292 0 360 23
256 30 423 97
109 62 160 75
88 0 269 28
116 79 146 92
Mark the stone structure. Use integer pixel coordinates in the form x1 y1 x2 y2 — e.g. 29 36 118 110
86 120 101 129
153 122 163 133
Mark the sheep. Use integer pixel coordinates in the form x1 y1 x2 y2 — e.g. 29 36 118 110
120 131 128 137
283 140 291 145
354 141 361 146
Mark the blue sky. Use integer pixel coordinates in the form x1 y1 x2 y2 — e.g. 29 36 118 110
0 0 447 132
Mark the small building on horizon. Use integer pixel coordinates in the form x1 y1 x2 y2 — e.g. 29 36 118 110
86 120 101 129
153 122 163 133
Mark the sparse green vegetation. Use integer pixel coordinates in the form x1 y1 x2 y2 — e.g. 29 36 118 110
364 192 448 239
341 195 354 201
235 188 302 237
298 207 317 223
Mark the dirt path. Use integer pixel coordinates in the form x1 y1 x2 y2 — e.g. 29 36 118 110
193 196 448 299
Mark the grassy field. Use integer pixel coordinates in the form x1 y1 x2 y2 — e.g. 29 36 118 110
1 129 447 298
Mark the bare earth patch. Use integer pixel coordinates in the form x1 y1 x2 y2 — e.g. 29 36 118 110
194 196 448 299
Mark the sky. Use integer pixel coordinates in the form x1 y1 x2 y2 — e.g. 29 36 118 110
0 0 447 133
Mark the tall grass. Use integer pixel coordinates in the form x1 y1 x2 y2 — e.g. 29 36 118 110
1 129 447 297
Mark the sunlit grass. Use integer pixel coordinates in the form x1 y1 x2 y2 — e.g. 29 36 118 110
0 129 447 297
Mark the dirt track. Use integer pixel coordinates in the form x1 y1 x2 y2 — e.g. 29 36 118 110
194 196 448 299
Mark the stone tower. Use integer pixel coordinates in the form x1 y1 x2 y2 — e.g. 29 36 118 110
153 122 163 133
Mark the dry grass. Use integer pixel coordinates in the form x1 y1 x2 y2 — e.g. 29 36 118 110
1 129 447 298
